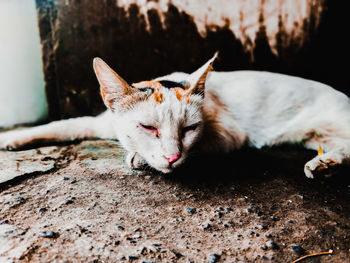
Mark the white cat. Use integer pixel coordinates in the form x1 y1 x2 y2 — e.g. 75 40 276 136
1 54 349 178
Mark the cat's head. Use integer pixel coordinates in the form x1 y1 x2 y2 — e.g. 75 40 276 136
93 54 217 173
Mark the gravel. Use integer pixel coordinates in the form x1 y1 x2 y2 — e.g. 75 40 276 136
1 140 349 262
266 241 278 249
39 231 56 238
290 244 304 255
116 225 125 230
207 253 221 263
186 207 196 215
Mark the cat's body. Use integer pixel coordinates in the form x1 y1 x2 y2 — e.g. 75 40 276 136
1 55 350 178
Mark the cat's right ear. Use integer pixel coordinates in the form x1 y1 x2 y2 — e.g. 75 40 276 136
93 58 133 110
185 52 218 97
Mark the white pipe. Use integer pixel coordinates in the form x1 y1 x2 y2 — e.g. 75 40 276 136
0 0 48 127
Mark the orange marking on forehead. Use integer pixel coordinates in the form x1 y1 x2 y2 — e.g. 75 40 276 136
132 80 164 104
132 80 190 103
174 87 186 101
153 89 164 104
133 80 162 89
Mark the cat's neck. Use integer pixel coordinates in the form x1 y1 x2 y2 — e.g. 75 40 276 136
196 90 248 153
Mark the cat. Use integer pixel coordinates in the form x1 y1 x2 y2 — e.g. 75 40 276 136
1 53 350 178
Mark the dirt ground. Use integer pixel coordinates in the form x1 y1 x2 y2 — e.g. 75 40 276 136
0 139 350 263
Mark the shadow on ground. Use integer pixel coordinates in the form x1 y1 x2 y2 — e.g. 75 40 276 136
0 140 349 262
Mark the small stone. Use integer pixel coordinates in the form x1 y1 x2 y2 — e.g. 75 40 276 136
38 207 47 213
271 216 279 221
315 230 324 236
202 223 211 229
286 219 294 224
236 234 243 238
116 225 125 230
128 255 138 260
132 233 141 239
246 208 253 213
70 179 77 184
290 244 304 255
260 246 268 250
265 233 272 238
239 197 248 202
171 250 183 258
214 210 223 217
15 196 25 201
152 243 161 246
207 253 221 263
114 240 120 245
255 211 263 216
248 230 255 235
62 176 69 180
65 199 74 205
0 220 9 225
257 224 267 230
326 207 336 212
39 231 56 238
186 207 196 215
266 241 278 249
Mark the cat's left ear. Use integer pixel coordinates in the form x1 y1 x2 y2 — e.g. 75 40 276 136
185 52 218 96
93 57 135 111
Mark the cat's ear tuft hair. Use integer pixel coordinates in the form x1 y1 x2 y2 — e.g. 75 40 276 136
186 52 218 96
93 57 134 110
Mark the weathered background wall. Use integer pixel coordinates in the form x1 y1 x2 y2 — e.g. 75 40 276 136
35 0 348 120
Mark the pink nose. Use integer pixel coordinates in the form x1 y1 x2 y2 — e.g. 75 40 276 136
164 153 181 164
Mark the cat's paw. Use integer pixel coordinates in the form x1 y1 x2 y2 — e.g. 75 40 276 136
0 131 28 150
304 152 342 178
126 152 148 170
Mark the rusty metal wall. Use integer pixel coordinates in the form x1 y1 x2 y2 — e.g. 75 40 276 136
35 0 347 120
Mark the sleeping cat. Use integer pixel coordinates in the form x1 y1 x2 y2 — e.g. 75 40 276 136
1 53 350 178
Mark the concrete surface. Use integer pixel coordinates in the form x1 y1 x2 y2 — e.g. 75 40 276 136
0 140 349 262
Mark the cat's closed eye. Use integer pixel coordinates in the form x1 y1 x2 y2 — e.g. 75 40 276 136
140 123 158 134
182 124 198 137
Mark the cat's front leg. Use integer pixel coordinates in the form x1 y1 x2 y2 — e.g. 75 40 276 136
304 151 344 178
126 152 148 170
303 136 350 178
0 130 30 150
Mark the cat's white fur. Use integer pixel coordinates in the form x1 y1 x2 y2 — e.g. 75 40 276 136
1 54 350 178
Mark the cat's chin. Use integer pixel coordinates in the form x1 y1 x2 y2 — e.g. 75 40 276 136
157 167 174 174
